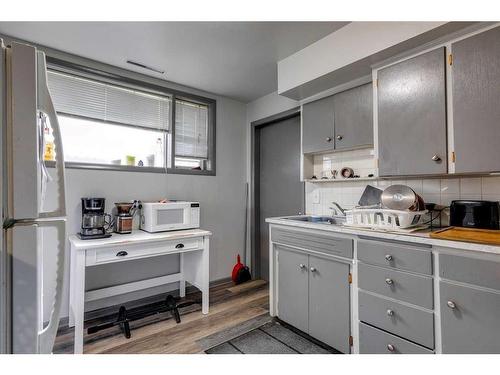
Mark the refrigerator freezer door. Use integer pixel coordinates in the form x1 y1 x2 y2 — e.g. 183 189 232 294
11 219 66 353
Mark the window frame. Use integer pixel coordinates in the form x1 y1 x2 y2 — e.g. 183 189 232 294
46 57 216 176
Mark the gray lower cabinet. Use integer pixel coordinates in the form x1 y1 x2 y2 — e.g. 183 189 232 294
277 245 351 353
333 83 373 150
277 245 309 334
309 255 351 353
378 47 447 176
302 95 335 154
452 26 500 173
440 281 500 354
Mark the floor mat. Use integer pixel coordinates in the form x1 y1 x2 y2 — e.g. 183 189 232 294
205 320 339 354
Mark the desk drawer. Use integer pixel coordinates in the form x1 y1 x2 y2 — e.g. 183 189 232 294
359 290 434 349
358 239 432 275
358 263 434 309
86 238 202 266
271 226 353 259
359 322 434 354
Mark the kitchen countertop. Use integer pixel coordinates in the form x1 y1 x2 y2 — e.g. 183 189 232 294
69 228 212 250
266 216 500 256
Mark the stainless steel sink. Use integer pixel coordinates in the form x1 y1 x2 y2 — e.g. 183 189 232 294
283 215 346 225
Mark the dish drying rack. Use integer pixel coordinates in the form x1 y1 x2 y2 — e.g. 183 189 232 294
344 207 428 230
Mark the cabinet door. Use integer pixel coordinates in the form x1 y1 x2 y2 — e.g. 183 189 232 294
308 255 350 353
440 281 500 353
302 95 335 154
452 26 500 173
277 245 309 333
378 48 447 176
334 83 373 150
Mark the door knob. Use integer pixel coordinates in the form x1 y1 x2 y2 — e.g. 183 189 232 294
447 300 456 309
431 154 441 162
299 264 306 270
386 309 394 316
310 267 317 273
385 254 393 261
326 137 332 142
385 278 394 285
336 135 343 140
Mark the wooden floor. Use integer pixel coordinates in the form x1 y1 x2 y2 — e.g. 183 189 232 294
54 279 269 354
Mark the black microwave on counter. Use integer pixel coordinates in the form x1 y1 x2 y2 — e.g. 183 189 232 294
450 200 500 230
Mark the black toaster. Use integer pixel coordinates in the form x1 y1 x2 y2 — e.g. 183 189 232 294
449 200 500 230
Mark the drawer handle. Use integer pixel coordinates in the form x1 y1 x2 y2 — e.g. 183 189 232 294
175 243 184 249
116 251 128 257
299 264 306 270
385 254 393 261
310 267 317 273
385 278 394 285
447 300 456 309
387 344 395 352
386 309 394 316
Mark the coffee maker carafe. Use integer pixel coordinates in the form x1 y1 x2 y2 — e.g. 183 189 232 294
79 198 112 240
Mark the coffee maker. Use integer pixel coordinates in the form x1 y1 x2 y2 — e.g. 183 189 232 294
79 198 112 240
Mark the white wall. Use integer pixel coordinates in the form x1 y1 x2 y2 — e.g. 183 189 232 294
43 92 247 319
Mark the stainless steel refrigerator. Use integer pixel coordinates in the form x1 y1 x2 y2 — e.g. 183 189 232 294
0 40 67 353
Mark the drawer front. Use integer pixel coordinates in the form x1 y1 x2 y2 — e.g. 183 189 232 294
358 263 434 309
86 238 202 265
357 239 432 275
359 322 434 354
440 281 500 354
439 254 500 291
271 226 353 259
359 291 434 349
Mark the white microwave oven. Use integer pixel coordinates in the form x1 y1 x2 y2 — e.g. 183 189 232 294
140 201 200 232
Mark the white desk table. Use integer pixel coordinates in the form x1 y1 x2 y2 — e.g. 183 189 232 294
68 229 211 354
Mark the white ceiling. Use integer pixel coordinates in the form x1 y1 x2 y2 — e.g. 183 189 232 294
0 22 348 102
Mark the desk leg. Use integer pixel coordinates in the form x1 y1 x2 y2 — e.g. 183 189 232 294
179 253 186 298
73 251 86 354
201 238 209 315
69 248 76 327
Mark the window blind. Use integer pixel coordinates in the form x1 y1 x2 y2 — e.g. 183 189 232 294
175 100 209 159
47 70 170 131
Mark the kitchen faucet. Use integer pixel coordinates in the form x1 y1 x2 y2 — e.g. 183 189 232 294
330 201 346 216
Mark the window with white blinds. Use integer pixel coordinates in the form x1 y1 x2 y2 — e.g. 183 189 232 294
175 100 209 159
47 70 171 130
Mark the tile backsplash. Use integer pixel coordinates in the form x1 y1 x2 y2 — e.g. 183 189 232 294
305 176 500 225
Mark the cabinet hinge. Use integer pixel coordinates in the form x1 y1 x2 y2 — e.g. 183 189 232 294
349 335 353 346
451 151 456 163
448 54 453 66
348 273 352 284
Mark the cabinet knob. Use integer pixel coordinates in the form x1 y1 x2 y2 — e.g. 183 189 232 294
299 264 306 270
310 267 317 273
386 309 394 316
175 243 184 249
385 278 394 285
387 344 395 352
447 300 456 309
336 135 343 140
116 251 128 257
385 254 393 261
431 154 441 162
326 137 332 143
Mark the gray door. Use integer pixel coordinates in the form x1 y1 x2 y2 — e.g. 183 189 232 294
258 115 304 280
378 47 447 176
277 246 309 334
308 255 350 353
334 83 373 150
452 26 500 173
302 95 335 153
440 281 500 354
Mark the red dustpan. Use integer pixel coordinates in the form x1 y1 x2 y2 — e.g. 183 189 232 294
231 254 244 283
231 254 251 285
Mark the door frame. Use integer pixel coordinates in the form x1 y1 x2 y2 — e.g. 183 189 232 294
250 107 301 279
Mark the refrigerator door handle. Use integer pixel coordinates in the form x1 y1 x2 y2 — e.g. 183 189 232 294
36 219 66 354
36 51 67 219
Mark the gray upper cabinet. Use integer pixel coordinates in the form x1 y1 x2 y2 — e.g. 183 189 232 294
333 83 373 150
302 95 335 154
308 255 351 353
378 47 447 176
452 26 500 173
277 245 309 334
